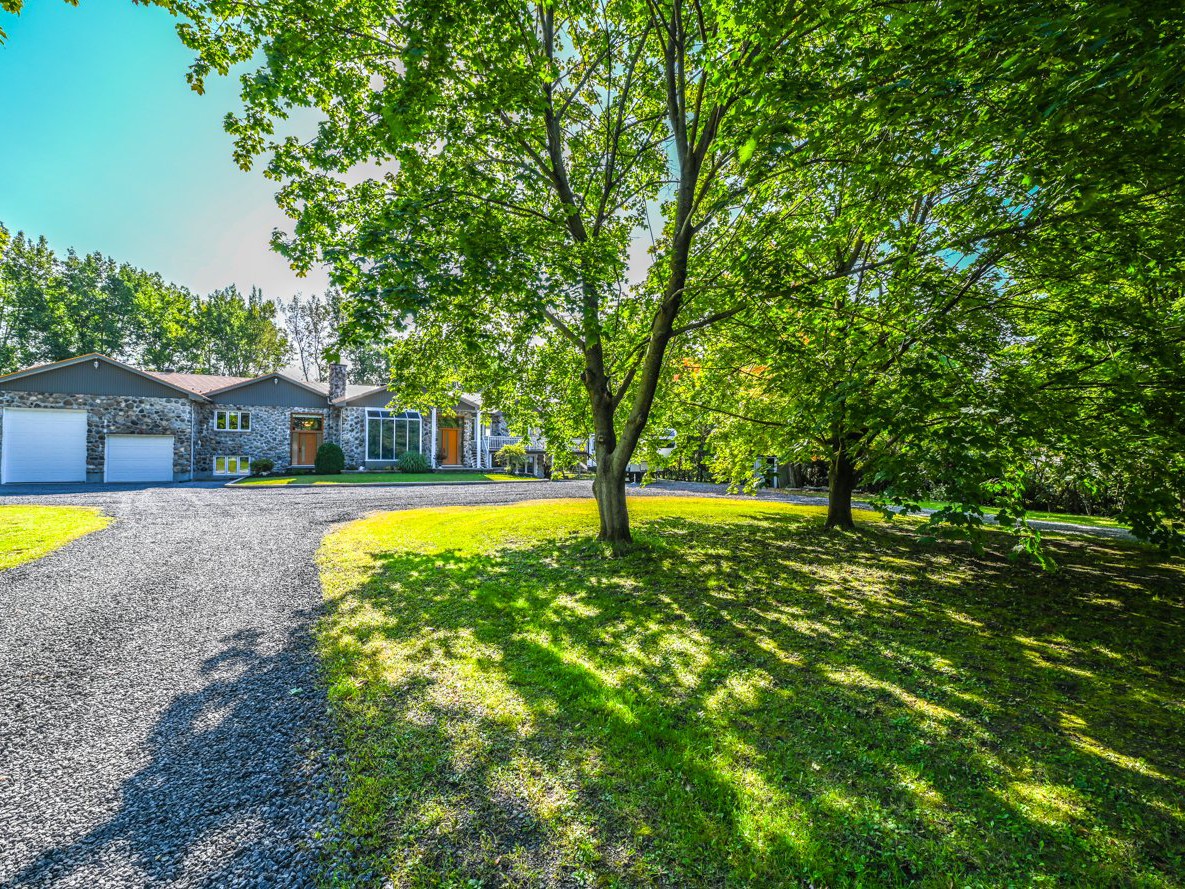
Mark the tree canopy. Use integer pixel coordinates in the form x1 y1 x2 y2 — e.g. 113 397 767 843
0 222 289 376
116 0 1185 551
281 288 391 385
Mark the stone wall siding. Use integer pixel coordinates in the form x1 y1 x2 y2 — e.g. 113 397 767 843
339 407 367 469
1 389 491 481
0 390 193 481
193 404 340 476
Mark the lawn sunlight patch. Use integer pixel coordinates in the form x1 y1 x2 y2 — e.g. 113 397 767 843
316 496 1184 886
0 505 110 570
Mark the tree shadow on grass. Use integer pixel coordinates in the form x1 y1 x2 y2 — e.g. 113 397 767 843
4 624 331 888
319 507 1185 886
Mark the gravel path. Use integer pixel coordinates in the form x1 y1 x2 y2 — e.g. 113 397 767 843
0 481 595 889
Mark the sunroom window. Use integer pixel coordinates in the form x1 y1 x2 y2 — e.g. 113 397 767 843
366 410 422 461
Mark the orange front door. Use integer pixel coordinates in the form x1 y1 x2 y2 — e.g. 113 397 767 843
291 431 322 466
440 427 459 465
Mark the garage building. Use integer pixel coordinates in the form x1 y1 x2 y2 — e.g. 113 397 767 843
0 355 199 484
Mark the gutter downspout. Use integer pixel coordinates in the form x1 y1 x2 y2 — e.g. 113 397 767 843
189 400 196 481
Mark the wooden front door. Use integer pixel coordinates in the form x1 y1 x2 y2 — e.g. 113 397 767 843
291 415 325 466
291 431 321 466
440 427 460 465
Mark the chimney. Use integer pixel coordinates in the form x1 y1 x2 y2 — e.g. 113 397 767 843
328 362 348 401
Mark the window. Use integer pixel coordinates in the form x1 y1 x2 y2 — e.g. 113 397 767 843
214 455 251 475
366 410 422 461
291 415 324 431
214 410 251 432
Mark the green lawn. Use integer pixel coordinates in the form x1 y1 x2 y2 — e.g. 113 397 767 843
316 496 1184 887
777 490 1126 530
0 505 110 570
236 471 538 486
909 500 1126 530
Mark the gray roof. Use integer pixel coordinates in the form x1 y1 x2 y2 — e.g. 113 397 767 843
147 371 254 395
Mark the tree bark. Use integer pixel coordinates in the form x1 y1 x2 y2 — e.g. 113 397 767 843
593 459 631 548
826 448 857 530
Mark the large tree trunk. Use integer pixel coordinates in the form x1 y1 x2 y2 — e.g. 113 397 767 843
826 449 857 530
593 459 631 548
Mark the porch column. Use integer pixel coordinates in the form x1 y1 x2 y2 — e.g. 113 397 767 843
475 410 483 469
430 408 437 467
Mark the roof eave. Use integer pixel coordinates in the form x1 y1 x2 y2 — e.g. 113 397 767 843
332 385 392 406
0 353 210 401
203 372 331 400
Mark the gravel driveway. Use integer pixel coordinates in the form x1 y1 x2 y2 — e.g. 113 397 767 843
0 481 595 889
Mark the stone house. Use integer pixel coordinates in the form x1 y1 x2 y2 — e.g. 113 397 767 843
0 353 516 483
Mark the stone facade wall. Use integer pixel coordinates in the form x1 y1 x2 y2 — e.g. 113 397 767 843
420 414 434 465
1 387 481 481
0 390 194 481
339 407 367 469
193 403 335 476
462 419 477 468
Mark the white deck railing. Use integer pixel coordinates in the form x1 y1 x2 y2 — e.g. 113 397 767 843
486 434 549 452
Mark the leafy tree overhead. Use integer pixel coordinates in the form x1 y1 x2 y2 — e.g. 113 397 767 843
646 0 1185 556
161 0 934 547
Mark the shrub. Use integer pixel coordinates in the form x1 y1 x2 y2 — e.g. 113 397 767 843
315 442 345 474
495 442 529 473
250 457 275 476
397 451 430 474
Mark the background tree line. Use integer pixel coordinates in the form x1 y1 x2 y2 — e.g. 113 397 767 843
0 222 388 383
0 222 287 375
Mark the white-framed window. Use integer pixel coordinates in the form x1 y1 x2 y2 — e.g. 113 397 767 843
366 409 422 462
214 455 251 475
214 410 251 432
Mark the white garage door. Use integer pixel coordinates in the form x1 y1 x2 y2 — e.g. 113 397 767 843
105 435 175 483
1 408 88 484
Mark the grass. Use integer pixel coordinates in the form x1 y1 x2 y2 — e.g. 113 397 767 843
236 471 538 486
0 505 110 570
316 496 1184 887
775 490 1126 530
910 501 1126 530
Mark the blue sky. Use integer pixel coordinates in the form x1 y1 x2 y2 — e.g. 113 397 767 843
0 1 328 299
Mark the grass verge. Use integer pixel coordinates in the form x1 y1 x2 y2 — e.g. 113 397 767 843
0 505 110 570
775 490 1126 530
236 471 538 486
909 501 1126 530
317 496 1183 886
